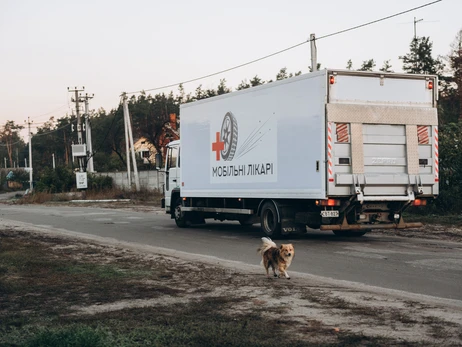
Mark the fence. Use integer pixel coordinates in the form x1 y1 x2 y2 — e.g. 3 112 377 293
95 170 165 191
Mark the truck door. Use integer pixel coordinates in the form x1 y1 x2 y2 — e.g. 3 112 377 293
326 71 438 200
165 144 180 210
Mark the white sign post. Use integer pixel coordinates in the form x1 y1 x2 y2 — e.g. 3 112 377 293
76 172 88 189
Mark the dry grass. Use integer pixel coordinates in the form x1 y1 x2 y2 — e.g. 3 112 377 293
13 188 163 207
2 228 451 346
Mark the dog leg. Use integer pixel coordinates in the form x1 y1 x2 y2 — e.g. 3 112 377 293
263 259 271 278
269 261 277 277
278 266 290 280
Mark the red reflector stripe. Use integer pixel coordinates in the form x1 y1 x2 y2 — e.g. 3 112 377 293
336 123 349 143
417 125 429 145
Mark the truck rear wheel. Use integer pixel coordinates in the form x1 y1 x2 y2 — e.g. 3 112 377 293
174 198 188 228
260 202 281 237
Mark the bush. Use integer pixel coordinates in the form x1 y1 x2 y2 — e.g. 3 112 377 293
25 325 110 347
35 167 75 193
87 174 113 191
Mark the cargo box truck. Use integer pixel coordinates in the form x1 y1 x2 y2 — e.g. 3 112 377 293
162 69 438 237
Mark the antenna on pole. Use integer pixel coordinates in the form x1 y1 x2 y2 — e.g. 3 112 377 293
414 17 423 39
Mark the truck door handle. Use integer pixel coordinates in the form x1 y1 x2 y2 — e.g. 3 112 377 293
172 179 177 182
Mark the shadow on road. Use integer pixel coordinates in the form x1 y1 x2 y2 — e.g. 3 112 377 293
185 221 383 244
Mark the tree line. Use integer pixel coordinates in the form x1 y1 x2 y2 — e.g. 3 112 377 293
1 30 461 211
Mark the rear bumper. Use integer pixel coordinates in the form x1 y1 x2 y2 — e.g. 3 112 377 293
320 222 423 230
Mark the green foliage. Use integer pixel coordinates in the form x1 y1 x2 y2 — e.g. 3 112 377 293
308 63 321 72
432 122 462 213
25 325 110 347
275 67 302 80
35 167 75 193
440 29 462 123
357 59 376 71
346 59 353 70
379 60 393 72
5 169 29 183
400 37 445 76
87 174 113 191
0 120 26 168
217 79 231 95
237 75 265 90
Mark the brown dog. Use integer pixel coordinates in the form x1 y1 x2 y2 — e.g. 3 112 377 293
257 237 294 279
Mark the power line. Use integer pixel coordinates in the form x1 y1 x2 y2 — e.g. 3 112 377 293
0 139 25 147
32 123 71 137
32 104 69 121
87 98 122 161
316 1 441 40
125 41 308 95
125 0 441 96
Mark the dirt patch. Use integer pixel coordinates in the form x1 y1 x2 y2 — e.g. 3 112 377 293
1 225 462 346
373 223 462 242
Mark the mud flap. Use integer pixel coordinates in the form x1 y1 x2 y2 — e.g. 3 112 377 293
281 218 304 235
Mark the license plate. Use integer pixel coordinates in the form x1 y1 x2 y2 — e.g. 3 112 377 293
321 210 339 218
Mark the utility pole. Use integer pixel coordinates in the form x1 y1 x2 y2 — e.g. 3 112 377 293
68 86 85 172
80 93 95 172
52 153 55 169
414 17 423 40
310 33 317 72
122 93 131 187
122 93 140 191
25 117 33 192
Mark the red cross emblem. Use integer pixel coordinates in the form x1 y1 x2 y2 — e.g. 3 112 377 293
211 132 224 161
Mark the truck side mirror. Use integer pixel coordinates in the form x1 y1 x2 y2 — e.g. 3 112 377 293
155 153 162 170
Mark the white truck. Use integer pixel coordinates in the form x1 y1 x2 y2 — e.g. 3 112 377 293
162 69 438 237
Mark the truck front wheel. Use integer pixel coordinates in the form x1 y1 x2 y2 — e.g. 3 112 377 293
260 202 281 237
174 198 188 228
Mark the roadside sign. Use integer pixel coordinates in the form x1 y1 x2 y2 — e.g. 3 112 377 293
76 172 88 189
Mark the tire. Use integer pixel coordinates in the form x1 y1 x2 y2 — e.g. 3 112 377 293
173 198 188 228
260 202 281 237
220 112 238 161
332 229 369 237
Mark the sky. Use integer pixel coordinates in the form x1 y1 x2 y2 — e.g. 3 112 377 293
0 0 461 139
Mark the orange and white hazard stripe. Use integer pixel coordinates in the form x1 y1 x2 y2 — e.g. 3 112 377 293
327 122 334 182
434 126 439 182
336 123 349 143
417 125 429 145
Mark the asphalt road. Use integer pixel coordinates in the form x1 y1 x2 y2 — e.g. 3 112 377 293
1 204 461 301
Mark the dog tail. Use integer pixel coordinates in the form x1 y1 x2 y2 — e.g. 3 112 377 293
257 237 277 255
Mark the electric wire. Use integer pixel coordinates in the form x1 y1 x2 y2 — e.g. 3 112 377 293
32 123 71 137
86 97 123 160
125 0 442 95
0 139 25 147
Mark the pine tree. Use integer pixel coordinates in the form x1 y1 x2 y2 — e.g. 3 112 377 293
357 59 376 71
379 60 393 72
399 37 444 76
346 59 353 70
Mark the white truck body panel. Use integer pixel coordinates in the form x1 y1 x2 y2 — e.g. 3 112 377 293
180 70 327 199
330 74 433 107
178 69 438 201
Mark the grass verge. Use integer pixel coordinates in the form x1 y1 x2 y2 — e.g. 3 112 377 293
0 228 458 346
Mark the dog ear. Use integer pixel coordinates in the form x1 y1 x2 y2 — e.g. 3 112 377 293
280 245 284 249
